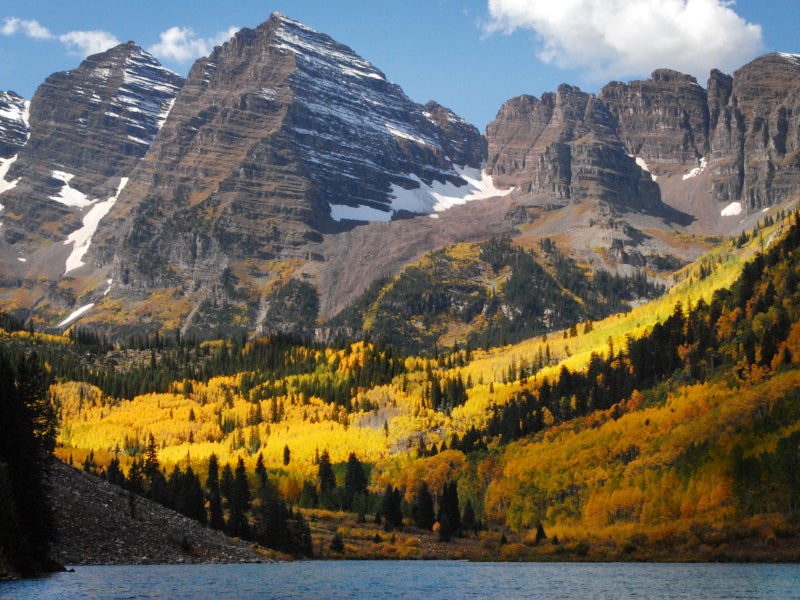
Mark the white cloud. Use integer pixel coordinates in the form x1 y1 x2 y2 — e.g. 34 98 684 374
58 30 120 57
486 0 764 80
1 17 53 40
148 25 239 63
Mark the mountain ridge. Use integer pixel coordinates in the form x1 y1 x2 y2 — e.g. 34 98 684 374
0 14 799 342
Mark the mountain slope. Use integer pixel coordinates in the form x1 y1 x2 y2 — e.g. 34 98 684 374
0 43 182 321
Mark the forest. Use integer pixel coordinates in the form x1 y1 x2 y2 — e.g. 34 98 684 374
2 210 800 565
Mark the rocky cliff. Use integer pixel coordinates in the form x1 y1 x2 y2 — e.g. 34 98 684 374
0 43 182 289
485 84 662 213
95 14 486 279
0 91 29 158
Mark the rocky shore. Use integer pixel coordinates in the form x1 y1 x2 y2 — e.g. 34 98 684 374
48 460 271 566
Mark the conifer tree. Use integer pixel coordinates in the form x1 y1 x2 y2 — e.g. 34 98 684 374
220 462 234 508
381 484 403 531
0 352 55 573
317 449 336 494
412 481 436 531
283 444 291 466
227 457 251 538
206 454 225 530
343 452 367 511
461 499 477 535
437 480 461 541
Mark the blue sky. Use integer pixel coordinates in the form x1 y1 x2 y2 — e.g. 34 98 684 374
1 1 798 131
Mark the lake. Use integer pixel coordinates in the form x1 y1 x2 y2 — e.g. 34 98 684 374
3 561 799 599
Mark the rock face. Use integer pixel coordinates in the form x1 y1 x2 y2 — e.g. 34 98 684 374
600 69 709 169
707 53 800 209
0 43 182 258
95 14 486 291
486 84 662 212
486 53 800 216
0 91 29 158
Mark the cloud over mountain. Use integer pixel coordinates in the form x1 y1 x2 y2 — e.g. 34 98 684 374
486 0 764 80
147 25 239 63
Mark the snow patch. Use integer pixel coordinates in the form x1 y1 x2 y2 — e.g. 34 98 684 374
57 303 95 328
0 155 20 195
63 177 128 274
721 201 742 217
104 279 114 296
330 203 392 222
50 171 92 208
631 156 656 181
392 166 512 214
330 166 512 222
683 157 708 181
16 257 25 262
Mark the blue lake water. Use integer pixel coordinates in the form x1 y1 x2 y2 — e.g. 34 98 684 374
3 561 799 599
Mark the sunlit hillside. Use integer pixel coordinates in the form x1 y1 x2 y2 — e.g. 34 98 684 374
3 208 798 560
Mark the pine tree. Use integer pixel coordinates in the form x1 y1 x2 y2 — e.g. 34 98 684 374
227 457 251 538
317 449 336 494
206 454 225 530
255 453 268 490
381 484 403 531
143 433 160 481
0 352 55 573
437 480 461 541
411 481 436 531
283 444 291 466
343 452 367 511
461 499 477 535
220 462 234 508
106 457 125 487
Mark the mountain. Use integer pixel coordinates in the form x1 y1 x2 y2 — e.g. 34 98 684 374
83 13 489 338
0 91 29 158
0 42 182 310
1 13 800 343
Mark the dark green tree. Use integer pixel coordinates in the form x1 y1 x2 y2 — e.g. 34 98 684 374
227 457 251 538
317 449 336 494
206 454 225 530
0 352 55 573
106 457 125 487
143 433 160 481
283 444 291 466
461 499 477 535
437 480 461 541
411 481 436 531
126 458 145 495
220 462 234 508
343 452 368 511
380 484 403 531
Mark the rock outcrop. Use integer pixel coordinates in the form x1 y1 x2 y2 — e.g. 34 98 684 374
486 84 662 212
0 43 182 260
0 91 29 158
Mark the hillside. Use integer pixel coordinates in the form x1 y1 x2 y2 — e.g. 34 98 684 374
47 460 269 565
0 208 782 562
